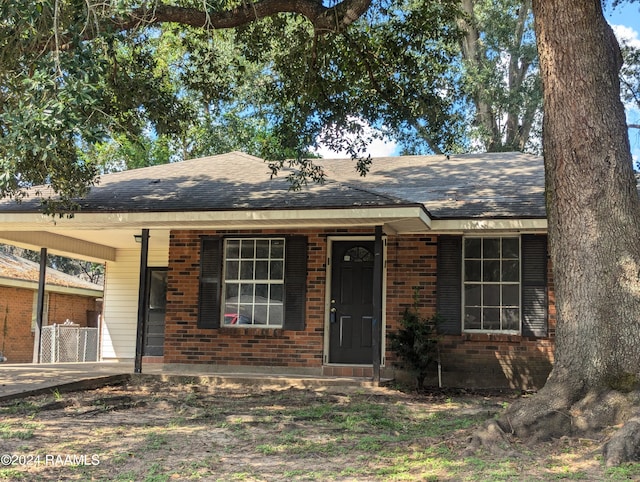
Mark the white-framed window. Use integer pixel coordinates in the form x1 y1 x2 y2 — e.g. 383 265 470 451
222 238 285 327
463 236 520 333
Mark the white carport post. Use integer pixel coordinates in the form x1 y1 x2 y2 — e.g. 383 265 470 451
32 247 47 363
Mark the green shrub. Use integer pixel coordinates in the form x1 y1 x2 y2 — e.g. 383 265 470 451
388 307 441 389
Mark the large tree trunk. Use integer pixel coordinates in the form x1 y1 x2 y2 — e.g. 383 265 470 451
537 0 640 392
468 0 640 465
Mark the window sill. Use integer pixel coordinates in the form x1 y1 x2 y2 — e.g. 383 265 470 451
218 327 284 337
460 332 522 343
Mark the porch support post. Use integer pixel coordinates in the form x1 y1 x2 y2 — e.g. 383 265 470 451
32 247 47 364
372 226 383 383
134 229 150 374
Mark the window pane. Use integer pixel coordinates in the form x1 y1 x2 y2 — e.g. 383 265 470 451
255 261 269 280
271 284 284 302
465 260 481 281
240 260 254 280
223 310 238 325
483 238 500 258
271 260 284 280
483 308 500 329
240 283 253 300
465 285 481 306
465 307 481 329
253 305 268 325
483 260 501 282
269 304 283 325
502 308 520 330
465 238 481 258
271 240 285 258
241 240 255 258
483 285 500 306
238 304 253 322
226 239 240 259
502 260 519 282
225 260 239 280
255 240 270 258
502 285 519 306
502 238 519 258
255 283 268 300
225 283 239 301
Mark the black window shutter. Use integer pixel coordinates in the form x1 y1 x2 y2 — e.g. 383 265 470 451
198 237 222 329
283 235 308 331
436 235 462 335
521 234 548 337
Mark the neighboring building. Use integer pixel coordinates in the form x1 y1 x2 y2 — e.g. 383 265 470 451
0 252 103 363
0 151 553 388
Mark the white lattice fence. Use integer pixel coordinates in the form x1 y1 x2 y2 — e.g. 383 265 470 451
40 325 99 363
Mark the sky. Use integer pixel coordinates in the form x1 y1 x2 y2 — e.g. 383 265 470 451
316 4 640 161
607 2 640 165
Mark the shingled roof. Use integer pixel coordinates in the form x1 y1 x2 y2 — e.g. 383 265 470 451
0 251 103 292
0 151 546 219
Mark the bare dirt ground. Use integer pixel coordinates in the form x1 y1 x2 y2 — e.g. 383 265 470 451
0 376 639 481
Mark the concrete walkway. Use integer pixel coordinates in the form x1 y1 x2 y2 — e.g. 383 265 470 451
0 362 388 402
0 362 134 402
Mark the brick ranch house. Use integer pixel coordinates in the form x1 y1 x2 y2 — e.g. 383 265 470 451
0 151 554 389
0 251 103 363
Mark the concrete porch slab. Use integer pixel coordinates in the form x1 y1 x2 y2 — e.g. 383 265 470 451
0 362 392 403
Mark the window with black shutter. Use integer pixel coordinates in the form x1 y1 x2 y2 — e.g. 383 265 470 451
197 235 307 330
436 234 548 337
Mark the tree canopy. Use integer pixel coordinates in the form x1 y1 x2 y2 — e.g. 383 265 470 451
0 0 466 209
2 0 637 208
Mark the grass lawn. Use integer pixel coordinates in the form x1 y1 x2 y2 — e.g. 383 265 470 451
0 377 639 481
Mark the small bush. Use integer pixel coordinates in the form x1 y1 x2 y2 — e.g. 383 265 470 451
388 307 441 389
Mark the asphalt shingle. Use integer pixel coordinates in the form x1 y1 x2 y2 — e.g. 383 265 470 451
0 151 546 219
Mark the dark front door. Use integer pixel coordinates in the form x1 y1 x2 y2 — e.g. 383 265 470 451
143 268 167 357
329 241 377 364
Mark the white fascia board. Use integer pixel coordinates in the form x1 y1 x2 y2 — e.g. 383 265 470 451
429 218 548 233
0 206 431 230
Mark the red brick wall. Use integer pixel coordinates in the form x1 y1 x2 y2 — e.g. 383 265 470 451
383 234 555 390
48 292 97 327
0 287 35 363
164 229 359 367
164 230 555 389
0 287 99 364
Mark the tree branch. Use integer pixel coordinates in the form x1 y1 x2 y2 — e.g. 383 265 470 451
93 0 371 40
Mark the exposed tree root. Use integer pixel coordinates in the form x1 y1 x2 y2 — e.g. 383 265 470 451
603 416 640 467
465 384 640 466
